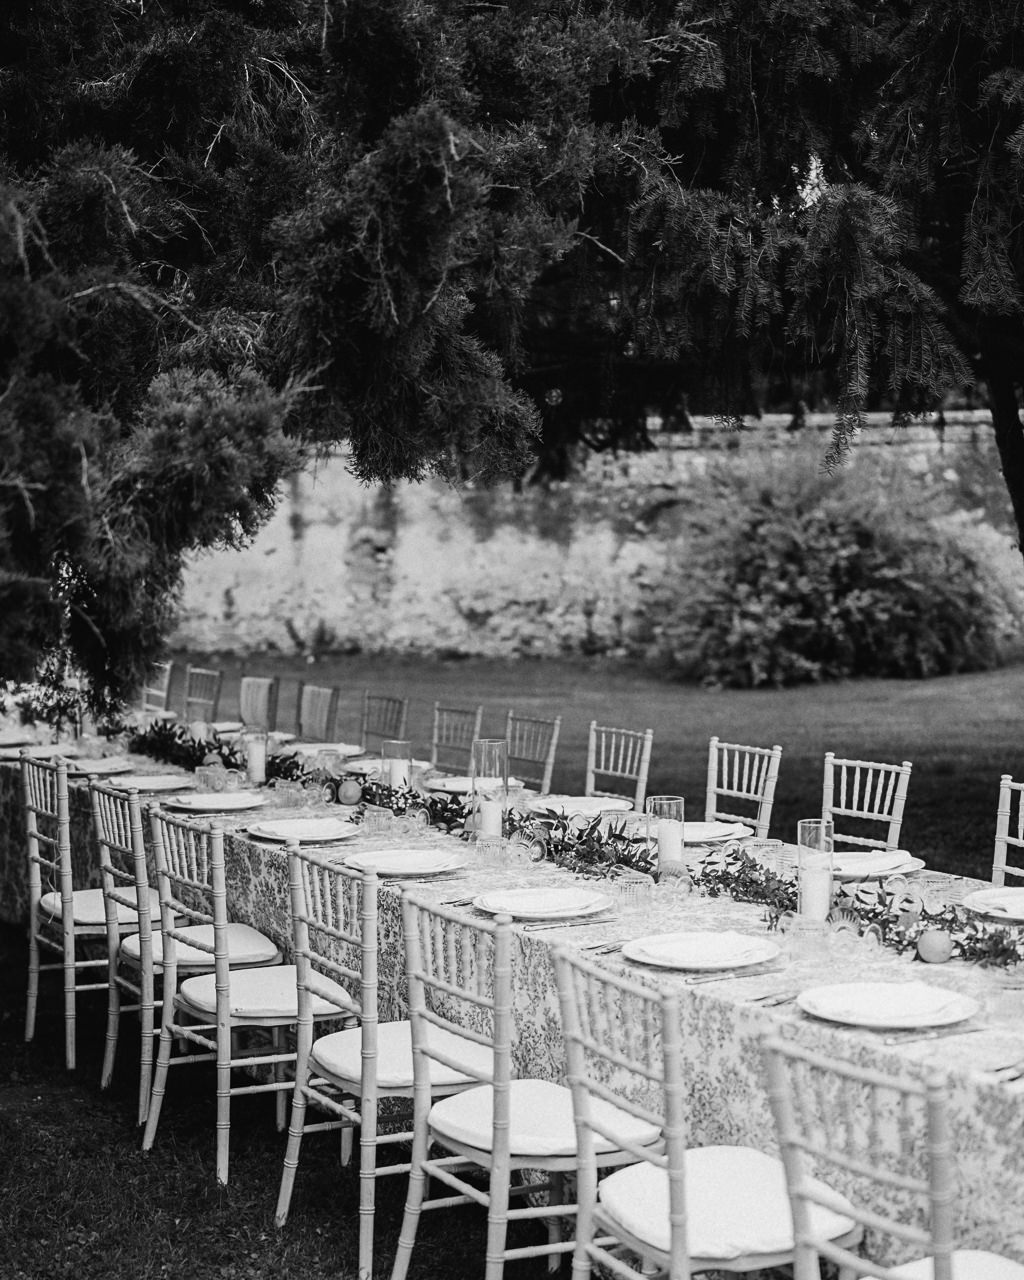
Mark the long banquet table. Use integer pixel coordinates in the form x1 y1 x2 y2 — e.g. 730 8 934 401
4 760 1024 1267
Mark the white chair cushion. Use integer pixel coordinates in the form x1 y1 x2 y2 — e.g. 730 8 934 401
887 1253 1024 1280
598 1145 857 1260
40 887 161 927
311 1019 492 1089
179 964 357 1020
429 1078 661 1157
120 923 281 968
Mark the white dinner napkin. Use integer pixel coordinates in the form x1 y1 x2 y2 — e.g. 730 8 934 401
968 888 1024 915
631 931 776 969
832 850 911 877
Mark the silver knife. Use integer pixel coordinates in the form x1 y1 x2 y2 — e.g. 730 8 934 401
521 916 619 932
881 1025 988 1046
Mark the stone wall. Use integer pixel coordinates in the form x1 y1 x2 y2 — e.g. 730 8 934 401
171 413 1020 658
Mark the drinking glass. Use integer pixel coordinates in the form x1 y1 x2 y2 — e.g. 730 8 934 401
796 818 834 920
646 795 686 879
471 739 508 839
381 740 412 790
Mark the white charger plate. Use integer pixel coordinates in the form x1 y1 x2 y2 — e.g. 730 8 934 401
961 887 1024 923
342 848 466 877
0 742 80 760
288 741 364 759
473 887 614 921
111 773 198 793
621 930 780 972
163 790 267 813
684 821 754 843
430 775 524 795
67 757 134 776
796 981 978 1029
833 852 925 881
247 817 359 843
524 795 633 817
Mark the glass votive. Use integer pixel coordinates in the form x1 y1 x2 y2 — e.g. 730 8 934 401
796 819 835 920
746 838 784 871
471 738 508 839
361 805 394 836
779 913 830 966
986 968 1024 1027
381 740 412 790
240 727 268 785
614 870 657 906
646 795 685 877
915 872 966 913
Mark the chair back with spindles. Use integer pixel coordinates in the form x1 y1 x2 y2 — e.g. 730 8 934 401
238 675 280 731
23 754 72 932
430 702 483 774
992 774 1024 886
705 737 782 838
183 665 223 723
295 682 340 742
140 662 174 718
762 1034 952 1280
821 753 912 851
361 692 409 753
505 711 561 794
585 721 653 811
92 781 153 962
552 946 682 1278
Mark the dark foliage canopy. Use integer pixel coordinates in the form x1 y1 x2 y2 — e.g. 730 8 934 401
3 0 1024 706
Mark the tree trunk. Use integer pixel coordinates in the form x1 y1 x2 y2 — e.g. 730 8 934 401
987 371 1024 566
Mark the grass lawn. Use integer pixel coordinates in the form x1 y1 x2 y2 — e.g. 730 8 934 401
174 651 1024 878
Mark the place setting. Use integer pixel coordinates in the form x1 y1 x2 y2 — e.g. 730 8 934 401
243 816 361 845
109 772 199 794
960 886 1024 923
470 885 617 930
340 847 467 878
161 789 269 814
793 980 983 1045
620 929 783 980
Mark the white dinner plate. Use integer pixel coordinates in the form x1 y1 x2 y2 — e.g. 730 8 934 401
524 795 633 817
163 790 268 813
621 930 780 972
0 742 80 760
246 817 359 844
288 741 364 759
213 725 296 745
67 757 135 776
832 852 925 881
344 756 431 776
683 822 754 843
961 887 1024 923
110 773 198 793
796 981 979 1029
342 848 466 877
429 775 524 795
472 887 614 921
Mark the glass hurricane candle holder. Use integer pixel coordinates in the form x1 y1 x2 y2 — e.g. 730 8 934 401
471 739 508 839
381 740 412 790
645 795 686 879
796 818 834 920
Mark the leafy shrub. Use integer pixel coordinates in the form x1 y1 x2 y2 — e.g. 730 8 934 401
658 445 1020 687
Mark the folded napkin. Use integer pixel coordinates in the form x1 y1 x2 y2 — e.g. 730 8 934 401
803 981 965 1026
832 850 910 877
632 930 774 969
970 888 1024 914
476 888 605 916
683 822 749 843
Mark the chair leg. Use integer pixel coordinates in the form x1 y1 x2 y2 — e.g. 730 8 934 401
63 934 76 1071
546 1172 566 1273
389 1124 430 1280
484 1156 513 1280
25 929 39 1044
358 1096 378 1280
137 981 156 1127
275 1077 310 1228
141 1018 175 1153
215 1028 233 1186
101 970 121 1092
273 1026 287 1132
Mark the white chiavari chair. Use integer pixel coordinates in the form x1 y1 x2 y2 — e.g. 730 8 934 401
139 661 175 721
275 848 486 1278
361 692 409 754
506 710 561 794
390 897 655 1280
429 702 483 774
553 948 860 1280
295 681 340 741
182 664 223 724
24 755 130 1070
142 812 352 1184
992 774 1024 886
705 737 783 838
90 780 164 1123
585 721 654 811
238 673 280 731
821 753 913 850
762 1033 1024 1280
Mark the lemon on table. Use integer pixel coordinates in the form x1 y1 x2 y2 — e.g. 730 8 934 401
337 779 363 805
917 929 954 964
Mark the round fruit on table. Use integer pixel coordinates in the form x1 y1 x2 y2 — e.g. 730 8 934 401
916 929 954 964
